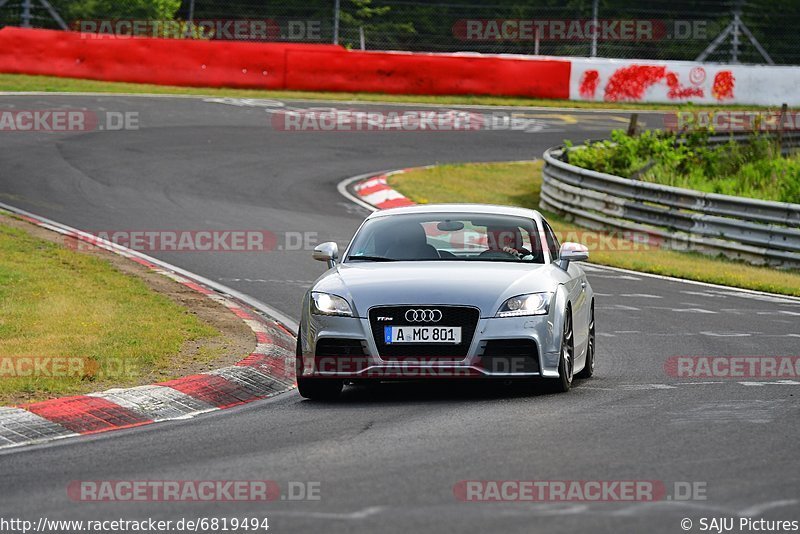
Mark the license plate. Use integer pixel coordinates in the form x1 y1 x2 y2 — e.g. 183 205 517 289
384 326 462 344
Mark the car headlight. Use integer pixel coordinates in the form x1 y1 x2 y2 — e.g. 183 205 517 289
496 292 553 317
311 292 353 316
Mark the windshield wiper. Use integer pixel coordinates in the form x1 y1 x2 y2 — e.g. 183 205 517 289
347 254 397 262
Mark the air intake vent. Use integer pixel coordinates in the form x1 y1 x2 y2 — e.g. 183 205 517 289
480 339 540 373
315 338 366 357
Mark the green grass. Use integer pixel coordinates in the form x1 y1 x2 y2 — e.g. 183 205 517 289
0 73 788 112
388 161 800 297
0 219 219 403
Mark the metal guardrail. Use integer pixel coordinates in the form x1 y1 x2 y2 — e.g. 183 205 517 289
540 135 800 268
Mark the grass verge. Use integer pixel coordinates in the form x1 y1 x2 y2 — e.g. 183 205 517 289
0 212 253 404
387 161 800 297
0 73 787 112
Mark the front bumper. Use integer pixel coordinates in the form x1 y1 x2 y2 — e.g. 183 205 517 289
299 312 562 379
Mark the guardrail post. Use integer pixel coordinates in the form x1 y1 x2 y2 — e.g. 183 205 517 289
627 114 639 137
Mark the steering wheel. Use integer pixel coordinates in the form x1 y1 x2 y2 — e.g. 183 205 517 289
477 249 518 260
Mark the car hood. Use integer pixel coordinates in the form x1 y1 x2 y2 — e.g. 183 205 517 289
312 261 563 317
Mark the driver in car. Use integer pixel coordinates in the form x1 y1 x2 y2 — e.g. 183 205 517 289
486 226 535 260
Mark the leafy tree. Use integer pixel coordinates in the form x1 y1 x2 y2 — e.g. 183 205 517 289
51 0 182 23
337 0 415 49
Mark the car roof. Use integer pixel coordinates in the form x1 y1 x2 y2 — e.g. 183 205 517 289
366 203 544 221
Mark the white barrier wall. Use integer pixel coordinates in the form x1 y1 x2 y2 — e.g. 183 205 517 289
568 57 800 106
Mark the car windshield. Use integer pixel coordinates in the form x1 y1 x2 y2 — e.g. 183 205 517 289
345 212 545 263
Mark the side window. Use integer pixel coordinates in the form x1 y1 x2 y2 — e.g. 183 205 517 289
543 221 560 260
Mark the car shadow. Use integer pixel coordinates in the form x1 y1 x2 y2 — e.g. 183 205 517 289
298 378 589 406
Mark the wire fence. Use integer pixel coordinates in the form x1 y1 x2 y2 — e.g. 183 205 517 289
1 0 798 65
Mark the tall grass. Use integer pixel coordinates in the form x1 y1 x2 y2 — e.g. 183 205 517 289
566 129 800 204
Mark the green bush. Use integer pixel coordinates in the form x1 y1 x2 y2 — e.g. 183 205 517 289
566 130 800 204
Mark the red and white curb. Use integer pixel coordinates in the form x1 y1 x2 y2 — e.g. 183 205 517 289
0 203 297 451
349 168 427 210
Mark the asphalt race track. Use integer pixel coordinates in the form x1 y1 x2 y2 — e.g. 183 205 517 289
1 95 798 533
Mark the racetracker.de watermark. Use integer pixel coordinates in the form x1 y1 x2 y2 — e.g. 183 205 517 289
307 356 535 376
271 110 546 132
67 480 321 502
0 356 136 379
664 356 800 379
74 19 322 41
0 110 138 132
452 19 708 41
65 230 320 253
453 480 707 502
424 228 664 253
664 110 800 132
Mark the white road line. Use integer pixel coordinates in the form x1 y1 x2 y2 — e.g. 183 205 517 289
579 381 800 391
619 384 677 390
268 506 386 520
740 500 800 516
739 380 800 386
700 331 752 337
681 290 727 298
669 400 784 424
588 264 800 303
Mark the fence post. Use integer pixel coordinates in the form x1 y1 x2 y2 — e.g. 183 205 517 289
333 0 340 45
777 103 788 151
21 0 32 28
590 0 599 57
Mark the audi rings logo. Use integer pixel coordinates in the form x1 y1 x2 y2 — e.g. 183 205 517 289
405 309 443 323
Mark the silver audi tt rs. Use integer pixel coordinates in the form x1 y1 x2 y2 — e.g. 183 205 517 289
297 204 595 399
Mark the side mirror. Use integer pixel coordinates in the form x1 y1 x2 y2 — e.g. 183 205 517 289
557 242 589 270
312 242 339 268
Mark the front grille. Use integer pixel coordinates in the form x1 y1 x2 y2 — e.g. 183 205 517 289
369 305 480 360
479 339 540 373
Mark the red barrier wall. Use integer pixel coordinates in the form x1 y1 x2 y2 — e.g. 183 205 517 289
0 27 340 89
0 27 571 99
285 49 570 98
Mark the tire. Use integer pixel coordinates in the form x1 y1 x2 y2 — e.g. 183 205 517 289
575 302 595 379
544 307 574 393
295 328 303 376
295 329 343 400
297 376 343 400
